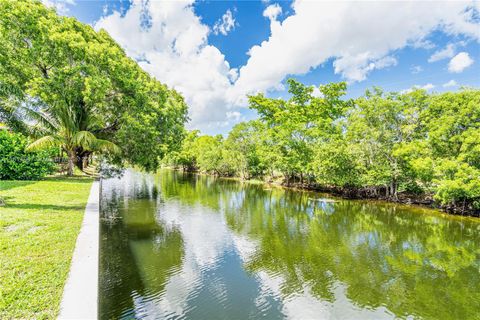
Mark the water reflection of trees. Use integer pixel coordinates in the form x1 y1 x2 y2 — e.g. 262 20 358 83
99 172 184 319
160 170 480 320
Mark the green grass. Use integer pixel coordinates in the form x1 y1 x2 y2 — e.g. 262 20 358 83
0 177 93 319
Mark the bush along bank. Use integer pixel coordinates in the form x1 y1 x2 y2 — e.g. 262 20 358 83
0 130 55 180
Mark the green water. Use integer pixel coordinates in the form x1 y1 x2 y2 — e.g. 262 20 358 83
99 169 480 319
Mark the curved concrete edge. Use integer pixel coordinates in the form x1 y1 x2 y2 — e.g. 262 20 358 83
59 180 100 320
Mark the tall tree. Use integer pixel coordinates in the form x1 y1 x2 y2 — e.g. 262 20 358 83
0 0 188 172
423 89 480 211
346 88 429 198
224 121 268 179
249 79 350 184
25 101 119 176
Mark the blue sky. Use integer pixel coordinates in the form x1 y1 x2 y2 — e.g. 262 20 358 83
48 0 480 135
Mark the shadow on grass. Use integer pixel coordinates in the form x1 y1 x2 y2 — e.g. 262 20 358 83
0 176 93 192
0 180 38 192
43 176 94 183
3 203 86 211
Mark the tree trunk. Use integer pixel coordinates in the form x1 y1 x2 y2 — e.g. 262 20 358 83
67 151 75 176
81 152 91 170
75 150 92 171
392 181 398 200
77 157 84 171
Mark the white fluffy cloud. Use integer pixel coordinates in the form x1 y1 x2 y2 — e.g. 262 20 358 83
411 65 423 74
94 0 480 133
213 9 236 36
448 52 474 73
333 55 397 82
401 83 435 94
42 0 75 14
443 79 458 87
263 4 282 21
95 0 240 133
234 1 480 95
428 43 456 62
420 83 435 91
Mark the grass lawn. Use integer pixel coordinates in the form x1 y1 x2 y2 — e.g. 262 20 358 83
0 177 93 319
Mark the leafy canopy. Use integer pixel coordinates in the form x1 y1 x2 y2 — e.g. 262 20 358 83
0 0 188 171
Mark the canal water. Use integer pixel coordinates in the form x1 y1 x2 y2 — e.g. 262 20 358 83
99 169 480 319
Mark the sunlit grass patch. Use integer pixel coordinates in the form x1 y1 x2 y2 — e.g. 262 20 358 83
0 177 93 319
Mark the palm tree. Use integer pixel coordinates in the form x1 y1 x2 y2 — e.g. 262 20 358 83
1 84 29 134
25 101 119 176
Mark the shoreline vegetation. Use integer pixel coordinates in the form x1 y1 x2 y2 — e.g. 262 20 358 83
163 80 480 217
165 167 463 217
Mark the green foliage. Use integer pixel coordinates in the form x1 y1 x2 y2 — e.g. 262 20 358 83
248 79 351 182
165 130 200 170
194 135 224 174
0 130 55 180
0 0 187 173
224 121 268 179
423 90 480 209
434 160 480 209
312 139 361 188
344 89 429 196
169 79 480 214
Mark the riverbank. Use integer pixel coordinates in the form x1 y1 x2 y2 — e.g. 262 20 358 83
168 168 479 217
0 177 93 319
279 182 480 217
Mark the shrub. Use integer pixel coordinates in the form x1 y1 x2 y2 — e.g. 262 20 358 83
0 130 55 180
434 160 480 210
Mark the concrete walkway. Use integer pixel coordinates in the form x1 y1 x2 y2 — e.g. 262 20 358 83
58 181 100 320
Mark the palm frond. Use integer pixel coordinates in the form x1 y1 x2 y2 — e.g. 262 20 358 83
91 138 121 154
26 135 61 151
18 104 58 132
0 99 28 133
72 130 97 149
25 123 52 139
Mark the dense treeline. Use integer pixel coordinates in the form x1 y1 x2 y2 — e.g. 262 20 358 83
0 0 187 176
165 79 480 215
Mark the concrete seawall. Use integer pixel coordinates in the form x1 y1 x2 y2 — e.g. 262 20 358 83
58 180 99 319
